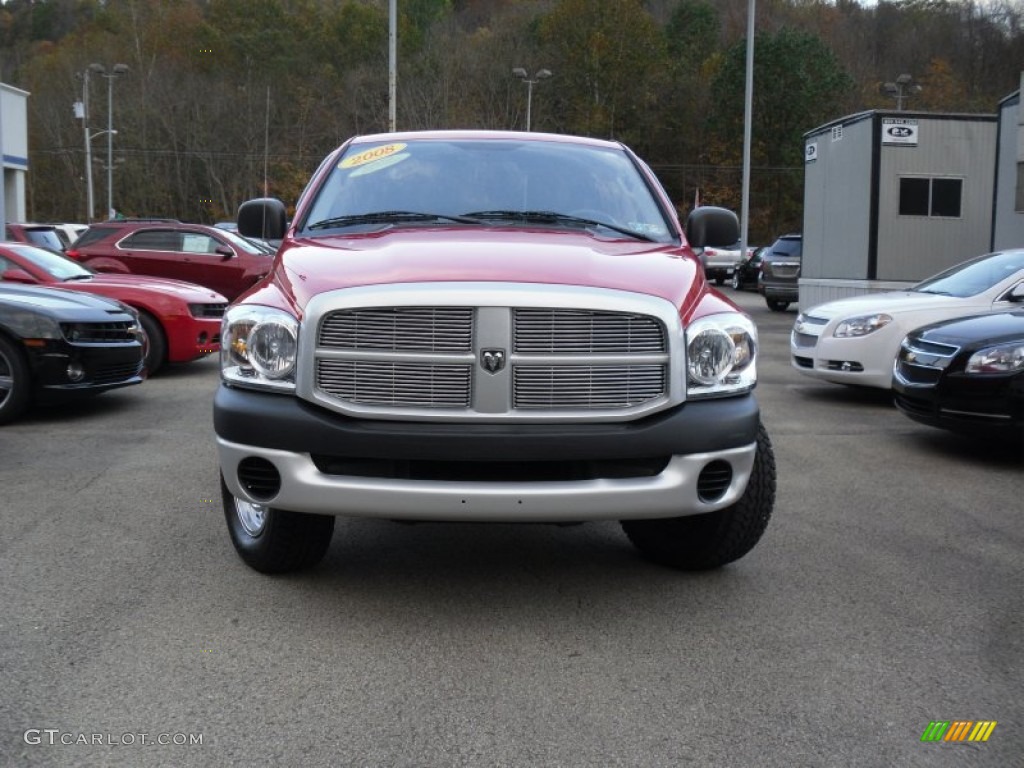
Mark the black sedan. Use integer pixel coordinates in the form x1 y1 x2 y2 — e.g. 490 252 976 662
731 246 765 291
893 308 1024 439
0 284 146 425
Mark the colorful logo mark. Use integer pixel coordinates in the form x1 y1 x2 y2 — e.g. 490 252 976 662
921 721 997 743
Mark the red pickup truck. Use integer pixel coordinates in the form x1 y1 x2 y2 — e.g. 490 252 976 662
214 130 775 574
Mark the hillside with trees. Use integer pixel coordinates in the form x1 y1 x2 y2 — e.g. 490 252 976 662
2 0 1022 240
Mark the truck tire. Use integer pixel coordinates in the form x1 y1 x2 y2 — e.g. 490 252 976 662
0 334 32 426
620 423 775 570
221 475 335 573
766 299 790 311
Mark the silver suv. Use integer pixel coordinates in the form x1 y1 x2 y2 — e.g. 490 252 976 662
759 234 801 311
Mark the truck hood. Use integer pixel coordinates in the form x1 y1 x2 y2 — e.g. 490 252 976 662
269 229 702 313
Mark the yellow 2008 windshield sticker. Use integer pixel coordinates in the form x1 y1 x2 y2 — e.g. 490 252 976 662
339 143 407 170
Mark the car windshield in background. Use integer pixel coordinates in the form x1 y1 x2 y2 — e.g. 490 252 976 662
217 229 269 255
22 229 66 252
770 238 801 258
8 243 93 280
302 139 673 243
913 250 1024 297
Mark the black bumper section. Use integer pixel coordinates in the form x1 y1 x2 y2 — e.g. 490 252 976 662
214 385 761 462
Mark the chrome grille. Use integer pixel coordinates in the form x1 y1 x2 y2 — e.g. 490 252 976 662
514 365 665 409
514 309 666 353
894 337 959 386
319 307 473 352
317 360 471 407
792 332 817 348
305 287 680 422
895 361 943 385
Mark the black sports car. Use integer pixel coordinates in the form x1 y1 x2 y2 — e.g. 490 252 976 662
893 308 1024 439
0 284 146 425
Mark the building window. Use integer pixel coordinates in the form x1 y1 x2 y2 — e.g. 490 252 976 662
1016 162 1024 213
898 176 962 218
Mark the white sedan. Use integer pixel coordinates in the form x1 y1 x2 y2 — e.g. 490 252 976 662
790 249 1024 388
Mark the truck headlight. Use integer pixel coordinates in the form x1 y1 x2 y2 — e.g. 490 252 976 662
221 305 298 391
686 313 757 398
965 342 1024 374
833 313 892 338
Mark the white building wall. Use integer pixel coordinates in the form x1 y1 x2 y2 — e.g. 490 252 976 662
1 83 30 225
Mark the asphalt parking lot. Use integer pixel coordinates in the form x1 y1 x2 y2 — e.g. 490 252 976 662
1 287 1021 768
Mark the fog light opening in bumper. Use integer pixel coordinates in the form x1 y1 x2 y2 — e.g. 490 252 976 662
237 457 282 501
697 460 733 503
66 362 85 382
827 360 864 372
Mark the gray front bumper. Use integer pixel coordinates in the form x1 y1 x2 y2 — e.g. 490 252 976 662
218 438 758 522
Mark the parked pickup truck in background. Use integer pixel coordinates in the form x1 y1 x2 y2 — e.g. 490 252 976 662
215 130 776 574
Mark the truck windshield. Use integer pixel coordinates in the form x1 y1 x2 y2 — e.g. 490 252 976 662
302 138 674 243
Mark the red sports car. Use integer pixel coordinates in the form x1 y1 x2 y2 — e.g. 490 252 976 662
0 242 226 373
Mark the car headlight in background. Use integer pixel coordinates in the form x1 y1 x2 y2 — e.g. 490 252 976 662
965 342 1024 374
833 313 893 338
221 305 298 391
686 313 757 398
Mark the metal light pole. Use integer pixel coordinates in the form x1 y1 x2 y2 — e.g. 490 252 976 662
75 68 97 222
739 0 755 258
880 74 922 111
512 68 552 131
389 0 396 132
92 63 128 219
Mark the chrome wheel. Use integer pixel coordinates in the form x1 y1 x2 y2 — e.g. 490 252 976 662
234 497 268 537
0 352 13 408
0 336 31 426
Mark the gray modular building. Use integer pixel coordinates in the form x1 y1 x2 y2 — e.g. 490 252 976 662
801 109 998 309
992 85 1024 250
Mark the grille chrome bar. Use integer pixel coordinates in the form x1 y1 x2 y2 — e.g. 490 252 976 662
319 307 473 352
514 365 666 409
514 308 666 354
317 360 472 407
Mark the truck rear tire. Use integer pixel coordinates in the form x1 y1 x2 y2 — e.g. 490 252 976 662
221 475 335 573
620 423 775 570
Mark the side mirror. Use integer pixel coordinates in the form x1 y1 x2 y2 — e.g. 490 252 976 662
1009 282 1024 302
215 246 234 260
0 268 36 284
685 206 740 249
238 198 288 240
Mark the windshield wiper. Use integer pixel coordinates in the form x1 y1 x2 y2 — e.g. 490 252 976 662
462 209 655 242
307 211 481 230
63 274 93 281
